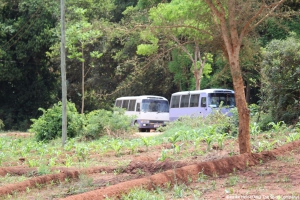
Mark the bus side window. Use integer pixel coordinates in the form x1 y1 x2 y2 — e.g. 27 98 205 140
136 103 140 111
122 100 129 110
190 94 199 107
201 97 206 107
115 100 122 107
128 100 136 111
180 95 189 108
171 96 180 108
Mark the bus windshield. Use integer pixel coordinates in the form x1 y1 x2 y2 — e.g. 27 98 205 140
141 99 169 112
208 93 235 108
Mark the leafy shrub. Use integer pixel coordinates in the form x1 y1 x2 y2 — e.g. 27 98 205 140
82 110 105 139
82 107 137 139
29 101 83 142
160 110 236 139
261 35 300 124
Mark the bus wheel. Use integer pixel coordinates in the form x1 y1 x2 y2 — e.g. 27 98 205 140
138 128 144 132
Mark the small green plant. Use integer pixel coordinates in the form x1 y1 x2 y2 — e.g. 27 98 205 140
286 132 300 142
168 132 181 147
197 169 208 182
121 187 165 200
141 137 151 151
250 122 261 138
226 174 239 186
216 133 228 149
268 121 286 131
110 140 123 156
128 141 139 154
75 145 90 161
136 168 145 175
65 154 74 167
203 133 214 152
158 149 169 161
27 159 39 167
173 184 186 198
38 164 51 175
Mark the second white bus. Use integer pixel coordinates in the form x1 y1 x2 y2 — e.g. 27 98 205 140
169 89 235 121
115 95 169 132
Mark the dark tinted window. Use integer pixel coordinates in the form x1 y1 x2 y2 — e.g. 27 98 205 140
142 99 169 112
171 96 180 108
180 95 190 108
190 94 200 107
122 100 129 110
208 93 235 107
128 100 136 111
115 100 122 107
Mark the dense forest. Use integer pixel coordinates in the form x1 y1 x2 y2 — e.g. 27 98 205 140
0 0 300 131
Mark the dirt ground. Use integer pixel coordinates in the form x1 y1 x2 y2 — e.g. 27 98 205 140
0 132 299 199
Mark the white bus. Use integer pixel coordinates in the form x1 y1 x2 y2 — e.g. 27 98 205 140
114 95 169 132
169 89 235 121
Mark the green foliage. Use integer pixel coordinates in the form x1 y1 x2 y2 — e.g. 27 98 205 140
29 101 83 142
136 44 159 56
261 34 300 124
121 187 165 200
0 0 59 131
82 110 105 139
82 107 136 139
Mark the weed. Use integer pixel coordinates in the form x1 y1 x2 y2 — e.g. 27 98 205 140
136 168 144 175
173 184 186 198
110 140 123 157
38 164 51 175
141 137 151 152
211 180 217 190
121 187 165 200
226 173 239 186
197 169 208 182
158 149 169 161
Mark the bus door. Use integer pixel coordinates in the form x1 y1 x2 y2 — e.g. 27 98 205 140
199 93 210 117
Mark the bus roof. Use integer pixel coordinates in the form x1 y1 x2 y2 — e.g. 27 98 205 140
116 95 168 100
171 89 234 96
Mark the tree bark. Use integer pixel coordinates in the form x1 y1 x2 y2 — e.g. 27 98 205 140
228 52 251 154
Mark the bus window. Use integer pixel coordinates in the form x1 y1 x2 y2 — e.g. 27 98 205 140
115 100 122 107
201 97 207 107
208 93 235 107
122 100 129 110
128 100 136 111
180 95 189 108
171 96 180 108
142 99 169 112
190 94 200 107
136 103 140 111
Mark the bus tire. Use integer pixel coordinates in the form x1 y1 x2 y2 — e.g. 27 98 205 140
138 128 144 132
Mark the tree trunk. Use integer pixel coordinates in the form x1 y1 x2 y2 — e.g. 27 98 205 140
229 53 251 154
81 47 85 114
246 81 251 104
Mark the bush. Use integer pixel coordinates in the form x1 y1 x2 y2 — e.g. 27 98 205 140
160 109 236 139
29 101 84 142
82 107 137 139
